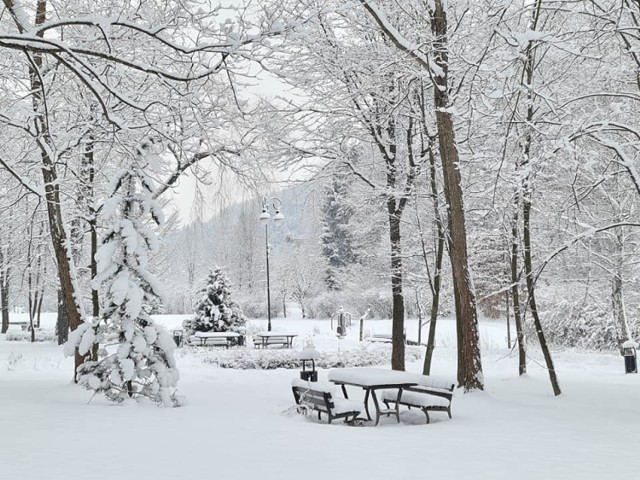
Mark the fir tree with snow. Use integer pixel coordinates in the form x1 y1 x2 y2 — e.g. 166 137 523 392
192 268 246 333
65 139 180 407
320 173 359 290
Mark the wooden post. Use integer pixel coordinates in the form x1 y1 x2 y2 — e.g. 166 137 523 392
359 318 364 342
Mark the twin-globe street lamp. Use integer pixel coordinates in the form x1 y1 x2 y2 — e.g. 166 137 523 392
258 196 285 332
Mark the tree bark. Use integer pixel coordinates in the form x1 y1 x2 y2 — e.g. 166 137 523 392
431 0 483 391
510 206 527 375
0 269 9 334
388 210 406 371
523 199 561 395
56 289 69 345
423 148 445 375
519 0 560 396
24 0 85 372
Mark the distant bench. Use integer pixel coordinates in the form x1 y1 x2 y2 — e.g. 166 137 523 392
368 332 406 345
381 376 455 424
8 321 30 331
291 379 362 424
191 331 241 347
254 333 297 349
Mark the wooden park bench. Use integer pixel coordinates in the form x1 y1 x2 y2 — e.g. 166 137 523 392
291 379 362 424
380 376 455 424
368 330 406 345
8 321 30 331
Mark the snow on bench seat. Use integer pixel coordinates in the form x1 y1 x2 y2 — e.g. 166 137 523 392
291 378 363 424
380 388 450 408
379 375 455 424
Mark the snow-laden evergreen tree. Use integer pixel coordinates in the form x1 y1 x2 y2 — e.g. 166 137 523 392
320 173 358 290
65 140 180 407
191 268 246 333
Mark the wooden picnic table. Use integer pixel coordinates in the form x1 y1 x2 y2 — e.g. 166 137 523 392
193 331 241 347
327 367 418 425
255 332 297 348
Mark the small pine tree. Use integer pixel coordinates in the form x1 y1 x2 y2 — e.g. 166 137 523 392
320 173 358 290
65 140 180 407
192 268 246 333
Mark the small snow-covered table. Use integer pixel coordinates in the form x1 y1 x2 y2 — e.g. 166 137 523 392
193 331 241 347
255 332 297 349
327 368 418 426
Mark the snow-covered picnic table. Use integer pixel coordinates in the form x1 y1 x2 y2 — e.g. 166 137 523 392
254 332 297 348
327 367 419 425
191 331 241 347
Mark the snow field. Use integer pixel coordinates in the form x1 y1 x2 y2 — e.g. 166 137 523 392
1 313 638 480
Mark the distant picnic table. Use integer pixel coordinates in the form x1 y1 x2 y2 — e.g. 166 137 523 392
192 331 241 347
254 332 297 349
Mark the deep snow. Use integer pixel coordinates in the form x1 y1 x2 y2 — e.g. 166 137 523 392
1 313 638 480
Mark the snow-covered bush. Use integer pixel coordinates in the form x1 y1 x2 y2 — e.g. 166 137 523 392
66 142 180 407
534 301 623 351
191 268 246 332
181 344 423 370
308 289 394 319
5 329 55 342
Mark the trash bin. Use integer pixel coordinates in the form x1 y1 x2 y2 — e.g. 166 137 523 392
622 340 638 374
172 329 184 347
298 349 320 382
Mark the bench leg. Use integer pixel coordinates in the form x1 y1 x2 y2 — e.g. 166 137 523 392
422 408 430 424
447 407 452 419
318 410 322 421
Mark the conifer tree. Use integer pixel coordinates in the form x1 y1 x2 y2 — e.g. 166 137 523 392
66 140 180 406
192 268 246 332
320 174 358 290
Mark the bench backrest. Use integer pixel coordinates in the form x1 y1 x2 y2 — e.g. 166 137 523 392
292 386 333 412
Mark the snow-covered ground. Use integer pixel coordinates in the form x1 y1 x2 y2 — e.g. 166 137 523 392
1 312 638 479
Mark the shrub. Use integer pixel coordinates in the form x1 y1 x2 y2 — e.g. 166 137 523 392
5 329 55 342
180 344 423 370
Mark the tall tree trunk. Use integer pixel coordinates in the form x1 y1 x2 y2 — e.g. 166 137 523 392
519 0 560 396
423 148 445 375
523 200 561 396
56 289 69 345
24 0 85 373
0 274 9 334
388 211 406 371
510 206 527 375
431 0 483 391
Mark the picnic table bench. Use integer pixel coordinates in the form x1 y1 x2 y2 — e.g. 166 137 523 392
380 375 455 424
368 330 406 345
254 333 297 349
191 331 241 347
291 379 362 424
8 321 30 331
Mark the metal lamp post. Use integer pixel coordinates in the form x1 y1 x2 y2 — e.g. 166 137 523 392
259 196 285 332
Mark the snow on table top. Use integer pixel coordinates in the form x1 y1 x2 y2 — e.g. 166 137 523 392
193 331 240 338
328 368 455 389
327 367 420 387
